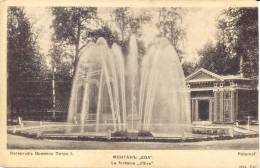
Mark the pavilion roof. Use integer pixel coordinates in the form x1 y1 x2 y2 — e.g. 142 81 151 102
186 68 253 82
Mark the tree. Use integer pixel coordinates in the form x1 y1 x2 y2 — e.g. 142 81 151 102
51 7 98 73
217 8 258 78
8 7 45 123
157 8 186 60
111 8 151 60
88 24 120 47
197 8 257 77
48 40 74 114
112 8 151 42
197 41 239 75
48 41 74 81
182 61 197 77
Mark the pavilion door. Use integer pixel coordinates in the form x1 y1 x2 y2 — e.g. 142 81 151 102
198 100 209 121
192 98 213 122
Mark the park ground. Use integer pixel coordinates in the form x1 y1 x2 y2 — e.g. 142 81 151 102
7 134 258 150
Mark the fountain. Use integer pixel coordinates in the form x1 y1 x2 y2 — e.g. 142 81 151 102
67 35 191 138
7 35 258 144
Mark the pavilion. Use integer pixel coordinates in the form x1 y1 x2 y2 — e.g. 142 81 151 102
186 68 258 124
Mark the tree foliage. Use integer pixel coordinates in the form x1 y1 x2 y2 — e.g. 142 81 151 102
48 41 74 81
7 7 46 121
158 8 186 60
219 8 258 78
182 61 197 77
197 8 258 78
88 24 120 47
110 8 151 62
197 41 239 75
51 7 98 71
8 7 45 80
112 8 151 42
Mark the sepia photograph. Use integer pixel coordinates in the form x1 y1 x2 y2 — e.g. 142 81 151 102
4 4 259 151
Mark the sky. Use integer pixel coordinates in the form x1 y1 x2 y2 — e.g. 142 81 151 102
25 7 225 63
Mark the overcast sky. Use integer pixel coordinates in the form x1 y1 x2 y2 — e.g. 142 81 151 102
25 7 225 63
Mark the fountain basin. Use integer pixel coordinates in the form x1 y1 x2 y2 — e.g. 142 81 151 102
111 130 153 138
7 123 258 143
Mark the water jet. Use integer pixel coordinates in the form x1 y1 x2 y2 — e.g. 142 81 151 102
67 35 191 138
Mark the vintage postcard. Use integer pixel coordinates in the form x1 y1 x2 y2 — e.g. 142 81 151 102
0 0 259 167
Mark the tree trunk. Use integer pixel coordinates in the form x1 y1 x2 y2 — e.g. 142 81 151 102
239 55 244 77
73 42 79 76
73 14 81 77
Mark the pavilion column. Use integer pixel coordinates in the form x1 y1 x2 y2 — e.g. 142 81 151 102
219 89 224 123
195 99 199 121
191 99 194 121
230 89 236 123
209 99 212 121
213 90 218 122
233 90 239 122
191 99 196 121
